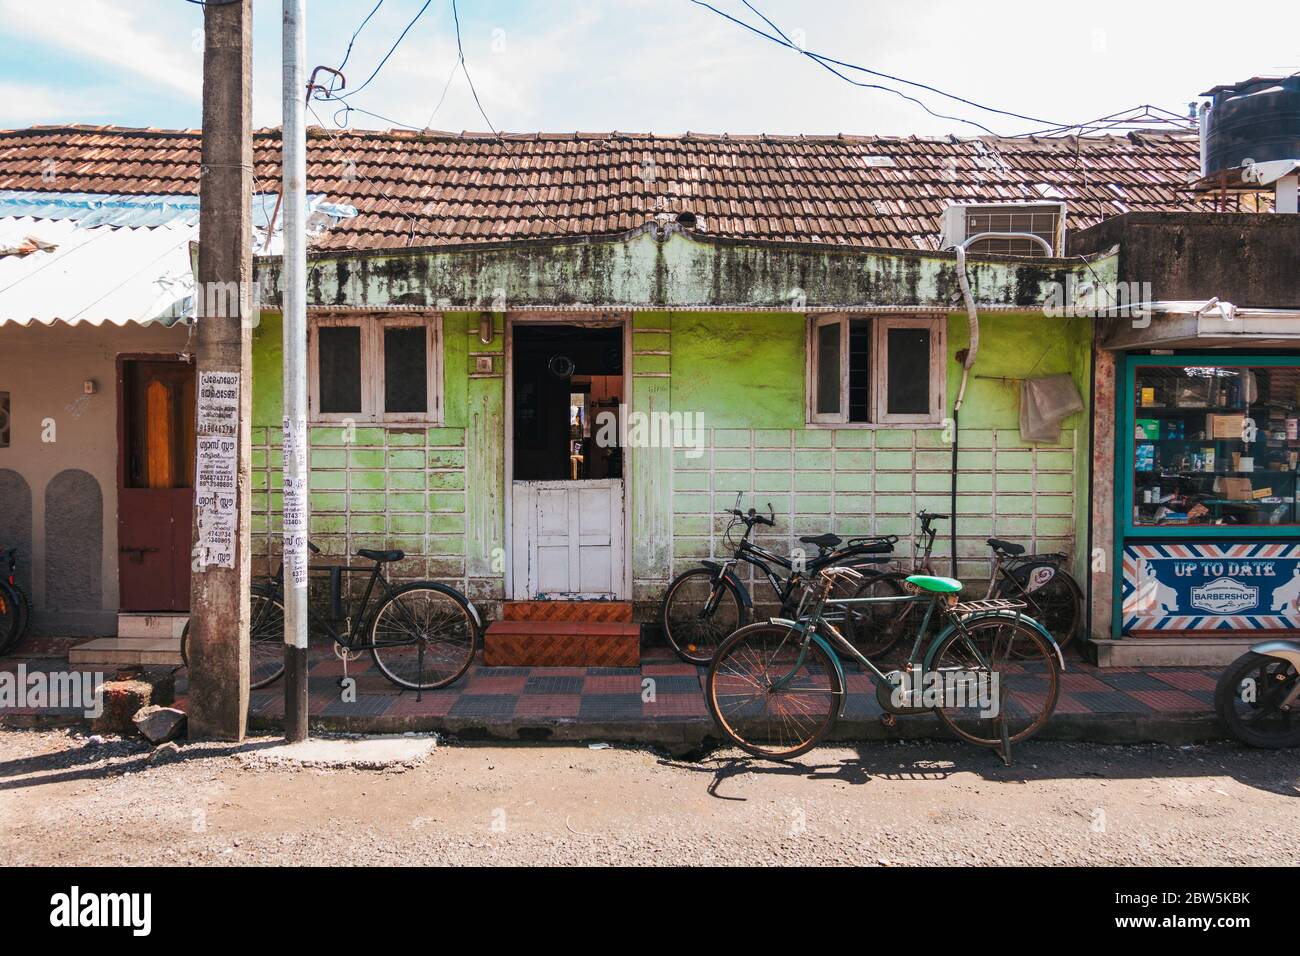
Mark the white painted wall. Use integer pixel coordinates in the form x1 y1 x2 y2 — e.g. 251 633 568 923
0 321 190 633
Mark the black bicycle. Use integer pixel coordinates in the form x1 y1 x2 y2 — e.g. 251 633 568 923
853 510 1084 660
181 542 482 691
0 548 31 655
660 495 896 664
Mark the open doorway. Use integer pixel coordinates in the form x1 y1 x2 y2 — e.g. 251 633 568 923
508 322 627 599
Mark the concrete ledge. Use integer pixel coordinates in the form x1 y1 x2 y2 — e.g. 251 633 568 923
236 734 437 769
1091 636 1259 667
246 710 1230 751
69 637 183 667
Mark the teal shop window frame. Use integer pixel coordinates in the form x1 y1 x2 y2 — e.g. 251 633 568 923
1111 352 1300 638
1120 353 1300 541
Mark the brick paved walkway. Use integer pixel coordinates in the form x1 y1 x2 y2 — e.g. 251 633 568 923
2 639 1223 745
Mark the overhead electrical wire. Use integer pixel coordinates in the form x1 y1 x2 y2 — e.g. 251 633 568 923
691 0 1073 134
306 0 573 241
334 0 436 102
338 0 386 72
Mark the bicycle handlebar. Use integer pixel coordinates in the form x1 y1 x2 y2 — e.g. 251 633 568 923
726 503 776 527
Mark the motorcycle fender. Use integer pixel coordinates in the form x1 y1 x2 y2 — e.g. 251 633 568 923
1248 640 1300 670
925 610 1065 672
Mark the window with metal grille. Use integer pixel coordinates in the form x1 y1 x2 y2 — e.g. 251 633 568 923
310 315 443 423
808 315 946 425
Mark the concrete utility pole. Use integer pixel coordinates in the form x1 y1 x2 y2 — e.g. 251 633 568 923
189 0 253 740
281 0 310 742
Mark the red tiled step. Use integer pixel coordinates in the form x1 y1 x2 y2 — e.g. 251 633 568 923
484 620 641 667
502 600 633 623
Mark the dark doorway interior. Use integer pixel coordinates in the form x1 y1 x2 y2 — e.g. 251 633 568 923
512 324 623 482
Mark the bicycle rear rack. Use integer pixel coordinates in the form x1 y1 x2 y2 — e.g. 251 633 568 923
952 597 1027 615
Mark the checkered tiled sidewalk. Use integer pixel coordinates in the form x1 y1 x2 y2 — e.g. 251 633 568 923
233 650 713 724
2 641 1220 731
218 647 1220 728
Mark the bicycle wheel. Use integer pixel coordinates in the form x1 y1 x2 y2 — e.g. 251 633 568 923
831 571 907 659
997 563 1082 650
369 583 478 690
706 622 842 760
1215 652 1300 749
179 587 286 689
661 567 747 665
0 580 19 655
930 615 1059 747
8 582 30 651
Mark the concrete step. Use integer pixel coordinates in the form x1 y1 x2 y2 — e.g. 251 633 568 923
502 600 633 623
117 612 189 640
1091 635 1265 667
69 636 183 667
485 620 640 667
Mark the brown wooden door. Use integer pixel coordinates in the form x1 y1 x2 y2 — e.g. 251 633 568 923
118 359 195 612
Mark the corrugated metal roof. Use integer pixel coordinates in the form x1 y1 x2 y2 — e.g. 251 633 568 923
0 189 356 327
0 218 193 327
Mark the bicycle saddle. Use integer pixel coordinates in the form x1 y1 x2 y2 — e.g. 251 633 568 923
906 574 963 594
986 538 1026 556
357 548 405 563
799 533 842 550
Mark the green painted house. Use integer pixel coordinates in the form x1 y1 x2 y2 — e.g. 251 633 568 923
0 125 1215 653
250 226 1100 629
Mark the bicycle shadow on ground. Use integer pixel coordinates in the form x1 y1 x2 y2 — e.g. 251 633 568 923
662 738 1300 801
659 745 961 800
0 735 284 792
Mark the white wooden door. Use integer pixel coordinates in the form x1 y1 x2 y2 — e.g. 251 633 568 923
511 479 624 599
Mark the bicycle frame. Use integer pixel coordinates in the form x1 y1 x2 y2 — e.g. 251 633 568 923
767 583 1062 714
771 590 946 694
715 528 890 616
265 557 413 652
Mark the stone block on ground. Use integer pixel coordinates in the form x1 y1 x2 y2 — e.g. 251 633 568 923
132 705 188 745
91 680 154 736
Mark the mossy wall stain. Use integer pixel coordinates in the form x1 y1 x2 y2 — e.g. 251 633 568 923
258 227 1110 312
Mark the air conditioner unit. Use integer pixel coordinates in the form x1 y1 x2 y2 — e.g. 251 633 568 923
940 201 1066 257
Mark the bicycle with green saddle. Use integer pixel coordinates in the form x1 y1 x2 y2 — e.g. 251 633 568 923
705 564 1063 761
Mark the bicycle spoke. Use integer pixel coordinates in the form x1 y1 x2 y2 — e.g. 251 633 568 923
707 624 839 759
370 586 476 689
663 569 743 663
933 617 1059 747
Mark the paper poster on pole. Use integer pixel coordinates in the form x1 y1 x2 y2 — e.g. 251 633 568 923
197 370 240 438
194 371 241 569
282 415 308 587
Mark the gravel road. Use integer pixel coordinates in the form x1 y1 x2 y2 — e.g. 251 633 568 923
1 729 1297 866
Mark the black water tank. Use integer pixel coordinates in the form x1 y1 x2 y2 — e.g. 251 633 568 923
1204 76 1300 175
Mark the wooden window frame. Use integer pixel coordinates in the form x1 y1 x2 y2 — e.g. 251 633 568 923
808 314 847 424
308 313 443 424
805 314 946 427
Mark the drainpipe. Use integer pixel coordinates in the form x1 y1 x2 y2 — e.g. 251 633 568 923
948 244 980 579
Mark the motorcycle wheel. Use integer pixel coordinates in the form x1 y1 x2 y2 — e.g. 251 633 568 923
1215 651 1300 749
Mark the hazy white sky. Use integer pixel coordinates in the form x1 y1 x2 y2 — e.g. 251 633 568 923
1 0 1296 136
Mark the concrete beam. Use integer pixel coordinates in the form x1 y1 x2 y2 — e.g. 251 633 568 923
255 224 1108 313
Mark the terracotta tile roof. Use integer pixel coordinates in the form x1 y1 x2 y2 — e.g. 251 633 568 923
0 124 1215 252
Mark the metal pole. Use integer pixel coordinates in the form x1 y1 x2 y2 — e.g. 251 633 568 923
282 0 310 742
189 0 252 741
